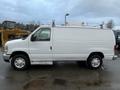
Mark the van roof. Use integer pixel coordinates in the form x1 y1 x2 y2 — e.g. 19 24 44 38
39 25 110 30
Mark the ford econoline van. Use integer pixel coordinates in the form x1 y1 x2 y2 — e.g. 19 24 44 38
3 26 117 70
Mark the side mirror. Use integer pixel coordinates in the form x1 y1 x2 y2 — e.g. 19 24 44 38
31 35 36 41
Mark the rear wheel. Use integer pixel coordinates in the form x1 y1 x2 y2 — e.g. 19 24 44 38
87 55 103 69
11 54 30 70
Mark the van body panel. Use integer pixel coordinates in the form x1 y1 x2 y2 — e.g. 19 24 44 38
52 27 115 61
3 26 116 64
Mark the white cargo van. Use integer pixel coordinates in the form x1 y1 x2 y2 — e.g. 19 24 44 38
3 26 117 70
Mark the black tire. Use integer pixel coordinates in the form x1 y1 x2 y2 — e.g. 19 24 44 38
87 55 103 69
11 54 30 70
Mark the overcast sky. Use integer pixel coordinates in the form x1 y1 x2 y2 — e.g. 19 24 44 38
0 0 120 25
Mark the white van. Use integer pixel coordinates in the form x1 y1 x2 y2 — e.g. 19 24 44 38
3 26 117 70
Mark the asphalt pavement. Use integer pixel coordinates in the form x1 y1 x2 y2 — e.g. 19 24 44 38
0 51 120 90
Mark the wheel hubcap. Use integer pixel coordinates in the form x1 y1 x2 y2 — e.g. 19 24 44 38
91 58 100 68
14 57 25 69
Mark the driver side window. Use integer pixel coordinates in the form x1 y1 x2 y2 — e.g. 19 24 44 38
31 28 51 41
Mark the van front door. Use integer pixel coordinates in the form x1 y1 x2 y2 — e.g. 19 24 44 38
29 28 52 62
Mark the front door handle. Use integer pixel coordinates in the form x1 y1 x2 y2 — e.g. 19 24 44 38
50 46 52 50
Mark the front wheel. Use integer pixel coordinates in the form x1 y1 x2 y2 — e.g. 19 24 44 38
87 55 103 69
11 54 30 70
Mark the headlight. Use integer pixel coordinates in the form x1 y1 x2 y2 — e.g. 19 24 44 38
4 45 8 53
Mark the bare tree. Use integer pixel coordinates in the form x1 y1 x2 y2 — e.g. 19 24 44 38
29 20 35 25
106 20 114 29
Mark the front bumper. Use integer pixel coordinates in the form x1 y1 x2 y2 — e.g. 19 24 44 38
3 53 10 62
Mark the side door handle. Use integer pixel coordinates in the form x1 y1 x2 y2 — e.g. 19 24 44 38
50 46 52 50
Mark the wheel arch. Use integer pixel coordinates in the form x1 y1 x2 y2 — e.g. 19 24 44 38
10 51 30 62
87 52 104 60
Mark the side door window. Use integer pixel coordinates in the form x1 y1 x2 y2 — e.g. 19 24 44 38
31 28 51 41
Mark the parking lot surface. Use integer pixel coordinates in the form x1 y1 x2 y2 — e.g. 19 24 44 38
0 52 120 90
